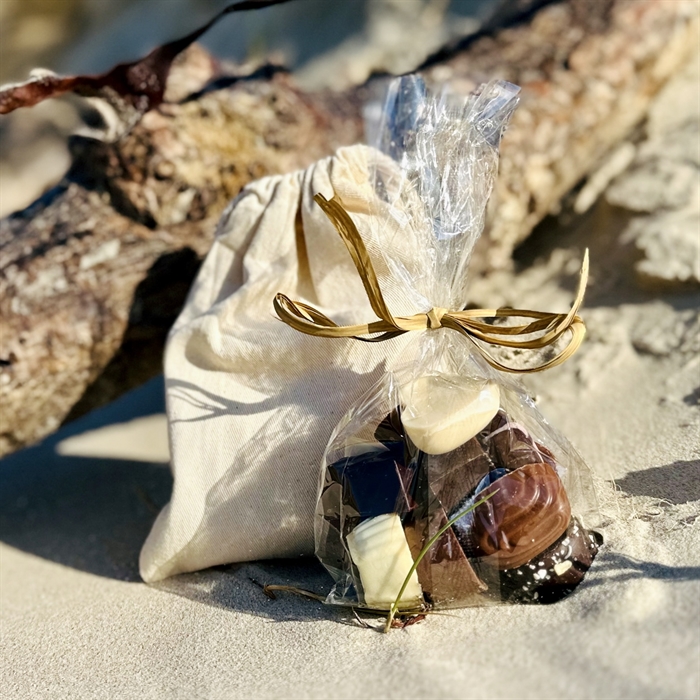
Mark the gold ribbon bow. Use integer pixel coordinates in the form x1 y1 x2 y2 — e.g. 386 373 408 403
274 194 588 374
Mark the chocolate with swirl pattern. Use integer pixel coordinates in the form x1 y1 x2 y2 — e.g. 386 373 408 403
453 462 571 570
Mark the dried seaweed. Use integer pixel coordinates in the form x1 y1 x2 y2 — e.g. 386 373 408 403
0 0 295 118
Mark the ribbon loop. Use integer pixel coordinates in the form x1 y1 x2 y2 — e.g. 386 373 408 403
274 194 588 374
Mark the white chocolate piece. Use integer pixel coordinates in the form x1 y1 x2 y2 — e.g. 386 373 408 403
346 514 423 609
399 374 500 455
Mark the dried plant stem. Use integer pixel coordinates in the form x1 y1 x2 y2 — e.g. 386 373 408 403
262 584 326 603
384 490 498 634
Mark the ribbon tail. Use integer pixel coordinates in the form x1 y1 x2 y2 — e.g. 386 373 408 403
313 194 402 331
554 248 589 335
448 316 586 373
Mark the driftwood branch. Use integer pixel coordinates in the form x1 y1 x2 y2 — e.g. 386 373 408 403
1 0 697 456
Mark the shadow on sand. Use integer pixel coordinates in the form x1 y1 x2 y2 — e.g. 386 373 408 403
0 377 172 582
585 551 700 589
616 459 700 505
0 377 349 624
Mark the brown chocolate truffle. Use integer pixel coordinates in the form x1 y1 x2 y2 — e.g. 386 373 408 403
483 410 557 471
454 462 571 570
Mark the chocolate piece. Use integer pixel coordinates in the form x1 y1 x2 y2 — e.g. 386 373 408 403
374 408 420 470
496 518 601 604
428 438 494 514
404 506 486 607
322 442 414 520
347 514 423 609
319 442 415 586
452 462 571 570
374 408 405 444
443 468 508 552
483 410 557 471
399 375 501 455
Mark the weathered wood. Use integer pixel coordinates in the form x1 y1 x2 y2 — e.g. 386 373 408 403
428 0 700 266
1 0 697 457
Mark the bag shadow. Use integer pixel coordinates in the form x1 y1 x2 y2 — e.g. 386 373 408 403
0 376 372 625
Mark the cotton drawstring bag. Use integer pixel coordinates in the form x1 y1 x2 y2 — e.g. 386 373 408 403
140 144 413 582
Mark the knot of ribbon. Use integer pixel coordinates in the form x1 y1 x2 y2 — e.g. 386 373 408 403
426 307 447 329
274 194 589 374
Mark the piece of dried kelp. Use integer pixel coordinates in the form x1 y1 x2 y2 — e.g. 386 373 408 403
0 0 295 121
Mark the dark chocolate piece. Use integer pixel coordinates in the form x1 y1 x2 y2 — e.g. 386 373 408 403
374 408 420 473
483 410 557 471
496 518 601 604
318 442 415 587
427 438 494 514
322 441 414 521
374 408 404 444
404 505 486 607
452 462 571 570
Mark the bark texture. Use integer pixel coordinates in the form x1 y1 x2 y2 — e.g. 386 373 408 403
1 0 698 457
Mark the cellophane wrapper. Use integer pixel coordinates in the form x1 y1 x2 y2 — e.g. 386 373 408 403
315 77 602 611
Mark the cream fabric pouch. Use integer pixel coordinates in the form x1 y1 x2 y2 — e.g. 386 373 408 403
140 145 408 582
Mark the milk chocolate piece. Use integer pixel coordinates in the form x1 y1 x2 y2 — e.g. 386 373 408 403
428 438 494 514
484 410 557 471
496 518 601 604
404 506 486 607
452 462 571 570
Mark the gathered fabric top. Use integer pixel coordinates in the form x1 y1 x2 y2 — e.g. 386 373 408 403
275 193 588 374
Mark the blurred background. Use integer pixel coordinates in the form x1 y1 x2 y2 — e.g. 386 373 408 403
0 0 504 217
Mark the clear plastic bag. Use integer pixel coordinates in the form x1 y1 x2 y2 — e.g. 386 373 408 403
314 77 602 611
